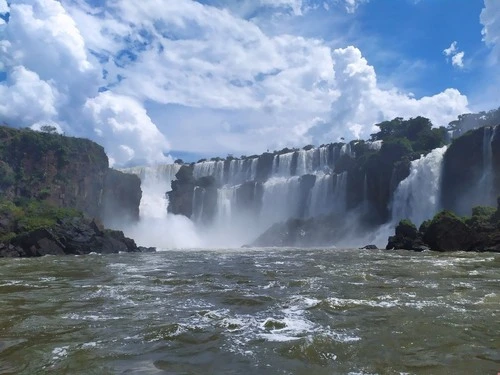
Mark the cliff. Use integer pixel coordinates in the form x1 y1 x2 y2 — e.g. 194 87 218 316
0 126 141 222
441 126 500 215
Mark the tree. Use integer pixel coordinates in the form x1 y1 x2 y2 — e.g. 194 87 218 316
40 125 58 134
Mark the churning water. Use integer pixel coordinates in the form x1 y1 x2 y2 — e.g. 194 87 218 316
1 248 499 374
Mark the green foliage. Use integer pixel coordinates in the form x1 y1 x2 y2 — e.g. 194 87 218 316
0 161 15 188
400 218 416 228
471 206 496 218
302 145 314 151
174 159 184 164
465 205 497 228
0 198 82 241
395 219 418 238
371 117 447 157
379 137 413 163
430 210 465 225
419 219 431 234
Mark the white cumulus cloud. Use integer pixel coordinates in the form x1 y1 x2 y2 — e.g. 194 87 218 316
0 66 58 126
443 41 458 56
0 0 469 161
443 41 465 69
451 51 465 68
84 92 170 166
307 46 468 143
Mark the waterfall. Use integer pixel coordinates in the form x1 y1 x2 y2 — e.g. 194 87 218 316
391 146 447 226
124 164 181 219
260 176 301 228
119 142 359 247
121 163 202 249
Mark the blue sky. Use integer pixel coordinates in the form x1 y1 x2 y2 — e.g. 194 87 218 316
0 0 498 165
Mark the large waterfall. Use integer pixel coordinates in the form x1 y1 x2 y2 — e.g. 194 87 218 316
391 146 448 227
119 136 486 248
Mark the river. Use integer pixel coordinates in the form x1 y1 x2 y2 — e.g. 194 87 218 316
0 248 499 374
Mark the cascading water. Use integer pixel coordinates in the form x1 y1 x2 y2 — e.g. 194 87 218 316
125 164 181 219
121 164 202 248
391 146 448 227
173 144 352 246
366 146 448 248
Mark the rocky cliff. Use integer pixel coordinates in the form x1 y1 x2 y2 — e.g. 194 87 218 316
441 126 500 215
0 126 141 222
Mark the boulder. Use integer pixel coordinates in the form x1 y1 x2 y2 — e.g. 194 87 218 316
386 219 427 251
422 211 474 251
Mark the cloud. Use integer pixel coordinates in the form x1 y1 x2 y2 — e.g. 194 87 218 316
343 0 368 13
0 0 469 162
260 0 304 15
443 41 458 56
0 0 8 14
0 66 58 125
481 0 500 62
451 51 464 68
307 46 468 142
84 92 170 166
443 41 465 69
0 0 170 166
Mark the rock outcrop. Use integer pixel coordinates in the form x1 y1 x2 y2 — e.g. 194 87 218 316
0 126 141 222
386 220 429 251
0 216 147 258
441 127 498 215
102 169 142 223
167 165 196 218
386 205 500 252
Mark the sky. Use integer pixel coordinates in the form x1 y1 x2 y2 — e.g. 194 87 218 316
0 0 499 165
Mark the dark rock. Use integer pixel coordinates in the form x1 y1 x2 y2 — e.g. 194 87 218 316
0 125 141 223
386 219 427 251
138 246 156 253
441 126 500 215
360 244 378 250
255 153 274 182
168 165 196 217
102 169 142 224
1 216 141 257
395 219 418 238
422 211 474 251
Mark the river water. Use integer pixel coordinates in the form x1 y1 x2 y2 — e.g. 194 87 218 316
0 248 499 375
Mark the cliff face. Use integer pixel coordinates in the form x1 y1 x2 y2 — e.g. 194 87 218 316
102 169 142 223
441 126 500 215
0 126 141 222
